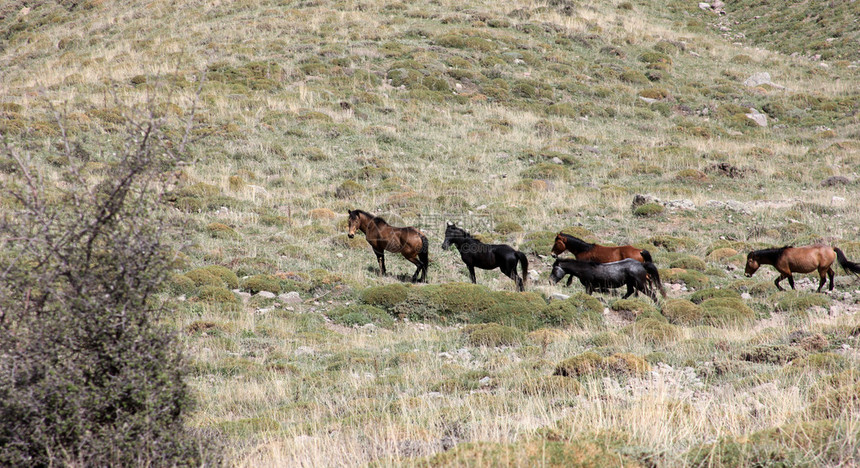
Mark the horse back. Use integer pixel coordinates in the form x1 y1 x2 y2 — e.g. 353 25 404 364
783 245 836 273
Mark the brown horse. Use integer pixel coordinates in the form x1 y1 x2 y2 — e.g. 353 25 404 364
347 210 429 282
551 233 653 263
745 245 860 292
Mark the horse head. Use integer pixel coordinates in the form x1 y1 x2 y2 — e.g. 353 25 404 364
744 252 760 277
549 259 565 284
441 221 457 250
347 210 360 238
551 233 566 258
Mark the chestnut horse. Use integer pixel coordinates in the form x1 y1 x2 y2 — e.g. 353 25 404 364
745 245 860 292
551 233 653 263
347 210 428 282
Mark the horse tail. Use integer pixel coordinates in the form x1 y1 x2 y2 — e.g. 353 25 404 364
516 251 528 287
835 248 860 276
419 233 429 267
640 249 653 263
643 262 666 298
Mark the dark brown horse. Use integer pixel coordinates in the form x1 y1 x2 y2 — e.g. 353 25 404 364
551 233 652 263
347 210 429 282
745 245 860 292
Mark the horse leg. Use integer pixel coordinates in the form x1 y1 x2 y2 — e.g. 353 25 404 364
622 281 634 299
817 270 827 293
774 273 786 291
374 249 386 276
566 275 574 287
828 268 835 291
467 264 477 284
787 274 795 290
409 259 422 283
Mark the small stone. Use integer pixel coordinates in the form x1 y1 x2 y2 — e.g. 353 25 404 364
743 72 772 87
294 346 315 356
741 293 752 300
257 291 276 299
550 156 563 164
479 376 492 386
550 293 570 301
698 2 710 10
177 295 186 301
745 108 767 127
639 96 658 104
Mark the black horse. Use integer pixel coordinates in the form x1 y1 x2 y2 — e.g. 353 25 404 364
441 222 528 291
549 258 665 302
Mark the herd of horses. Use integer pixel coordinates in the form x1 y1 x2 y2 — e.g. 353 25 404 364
347 209 860 302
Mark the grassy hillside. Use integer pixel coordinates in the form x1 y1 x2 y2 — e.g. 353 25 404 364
2 0 860 466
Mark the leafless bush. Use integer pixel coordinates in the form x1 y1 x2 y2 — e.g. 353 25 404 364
0 88 220 466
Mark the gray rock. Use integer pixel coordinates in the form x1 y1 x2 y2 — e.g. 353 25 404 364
479 376 492 386
631 194 660 209
550 293 570 301
664 199 696 211
639 96 658 104
698 2 711 9
741 293 752 300
745 108 767 127
743 72 772 87
256 291 276 299
232 289 252 302
550 156 564 164
278 291 302 303
294 346 315 356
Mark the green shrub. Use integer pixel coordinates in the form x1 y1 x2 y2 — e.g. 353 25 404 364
167 273 195 295
475 292 547 330
620 69 649 85
662 269 709 289
360 284 410 310
206 222 239 239
195 285 240 304
669 255 707 271
521 163 569 180
624 318 680 345
242 274 282 294
184 269 226 288
740 345 805 365
649 235 695 252
494 221 523 234
327 304 394 328
335 179 363 199
539 293 604 328
554 352 650 378
610 299 656 320
787 352 849 373
772 291 831 312
633 203 664 217
690 288 740 304
462 323 523 347
661 299 702 325
700 297 755 326
195 265 239 289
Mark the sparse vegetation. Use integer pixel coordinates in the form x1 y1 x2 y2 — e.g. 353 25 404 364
3 0 860 465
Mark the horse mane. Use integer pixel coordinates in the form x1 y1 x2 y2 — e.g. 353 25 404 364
353 209 388 226
751 246 791 263
448 224 477 241
560 233 594 252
